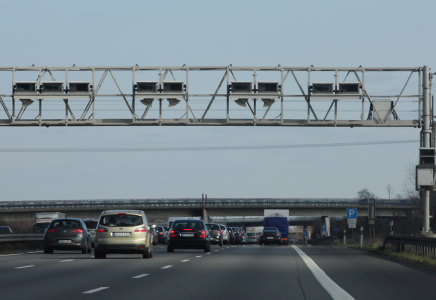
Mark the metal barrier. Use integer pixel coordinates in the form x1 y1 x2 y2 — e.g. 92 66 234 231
383 235 436 259
0 234 44 243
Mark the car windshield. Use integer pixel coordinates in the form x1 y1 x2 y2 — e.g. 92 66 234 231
247 233 255 236
100 214 143 227
84 221 98 229
173 221 204 230
0 227 11 233
50 220 81 229
219 225 226 230
206 224 220 231
232 228 240 233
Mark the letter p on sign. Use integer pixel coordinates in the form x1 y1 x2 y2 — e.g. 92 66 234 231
347 208 357 219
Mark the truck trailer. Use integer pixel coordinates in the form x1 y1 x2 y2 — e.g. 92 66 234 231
264 217 289 245
33 212 66 232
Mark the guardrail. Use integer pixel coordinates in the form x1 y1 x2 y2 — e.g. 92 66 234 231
0 234 44 243
383 235 436 259
0 198 414 210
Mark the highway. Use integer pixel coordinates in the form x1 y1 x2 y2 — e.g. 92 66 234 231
1 245 436 300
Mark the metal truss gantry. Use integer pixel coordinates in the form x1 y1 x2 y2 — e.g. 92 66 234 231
0 65 434 234
0 65 427 127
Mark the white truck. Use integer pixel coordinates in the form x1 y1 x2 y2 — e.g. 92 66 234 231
33 212 66 233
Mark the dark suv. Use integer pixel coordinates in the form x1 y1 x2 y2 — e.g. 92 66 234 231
167 219 211 252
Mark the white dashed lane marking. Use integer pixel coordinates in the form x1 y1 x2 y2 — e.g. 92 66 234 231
196 256 202 258
83 287 109 294
1 253 23 257
181 259 189 262
59 259 74 263
206 253 211 255
15 265 35 269
161 265 173 269
132 274 149 279
214 250 219 252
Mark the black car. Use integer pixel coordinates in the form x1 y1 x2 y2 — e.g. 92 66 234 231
44 218 91 254
259 230 281 245
229 227 243 245
155 226 167 244
167 219 210 252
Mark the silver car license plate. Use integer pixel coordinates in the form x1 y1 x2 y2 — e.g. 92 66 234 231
267 237 274 239
112 233 130 237
58 240 71 243
182 233 194 237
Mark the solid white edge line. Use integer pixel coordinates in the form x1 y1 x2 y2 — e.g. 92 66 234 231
132 274 149 279
292 246 354 300
83 287 109 294
14 265 35 269
161 265 173 269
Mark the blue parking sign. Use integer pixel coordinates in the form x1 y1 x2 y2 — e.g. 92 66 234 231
322 225 327 232
347 208 357 219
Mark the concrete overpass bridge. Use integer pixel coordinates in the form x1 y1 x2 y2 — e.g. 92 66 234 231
0 198 414 231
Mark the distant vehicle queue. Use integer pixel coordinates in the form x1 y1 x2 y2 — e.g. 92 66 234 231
21 210 292 259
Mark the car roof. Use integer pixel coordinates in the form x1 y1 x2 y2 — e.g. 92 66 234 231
0 226 11 228
83 219 99 222
101 210 143 216
173 219 203 222
51 218 82 222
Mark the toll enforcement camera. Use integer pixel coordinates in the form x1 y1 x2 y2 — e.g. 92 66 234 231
69 82 91 93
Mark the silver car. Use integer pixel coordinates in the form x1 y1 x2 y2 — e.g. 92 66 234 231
218 224 230 245
206 223 223 247
83 219 98 247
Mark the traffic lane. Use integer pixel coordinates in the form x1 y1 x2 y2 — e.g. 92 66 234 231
89 244 333 300
0 246 199 300
300 245 436 300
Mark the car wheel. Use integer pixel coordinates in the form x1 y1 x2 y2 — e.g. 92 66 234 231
153 241 158 246
204 243 211 253
219 239 223 247
167 246 174 252
143 248 152 259
44 247 53 254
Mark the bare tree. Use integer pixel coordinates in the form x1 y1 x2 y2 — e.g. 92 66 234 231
387 183 394 200
357 188 377 199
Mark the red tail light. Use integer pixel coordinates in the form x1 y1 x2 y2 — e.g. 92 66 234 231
199 230 206 238
276 234 280 237
46 229 57 233
117 213 126 215
72 229 85 233
96 227 108 232
169 230 176 238
262 234 265 236
159 232 164 236
135 227 147 232
217 230 221 235
230 233 234 236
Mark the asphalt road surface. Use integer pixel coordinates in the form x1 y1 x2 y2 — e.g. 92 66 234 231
1 244 436 300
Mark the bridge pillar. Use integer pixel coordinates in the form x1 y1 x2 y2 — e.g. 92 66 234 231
320 216 330 236
202 208 210 223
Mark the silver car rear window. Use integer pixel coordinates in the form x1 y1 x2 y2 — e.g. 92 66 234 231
206 224 220 231
100 214 143 227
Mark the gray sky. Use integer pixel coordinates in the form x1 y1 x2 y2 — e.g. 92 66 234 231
0 0 433 201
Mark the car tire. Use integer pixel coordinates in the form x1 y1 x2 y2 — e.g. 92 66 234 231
204 243 211 253
219 239 223 247
143 248 152 259
44 247 53 254
167 246 174 252
153 240 158 246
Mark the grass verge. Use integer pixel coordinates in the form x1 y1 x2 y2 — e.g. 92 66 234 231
0 241 44 254
340 241 436 270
